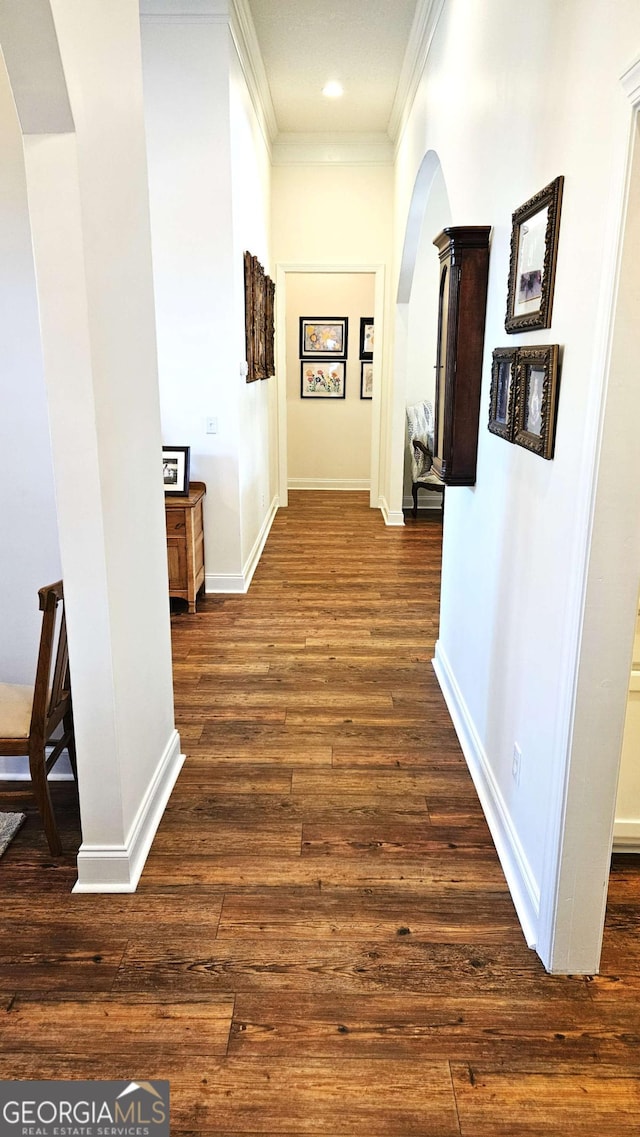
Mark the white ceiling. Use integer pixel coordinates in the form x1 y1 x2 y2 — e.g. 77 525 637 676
246 0 419 136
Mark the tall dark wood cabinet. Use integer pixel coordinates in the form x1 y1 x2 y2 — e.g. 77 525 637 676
432 226 491 485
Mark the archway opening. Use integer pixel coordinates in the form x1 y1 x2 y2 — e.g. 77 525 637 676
393 151 452 517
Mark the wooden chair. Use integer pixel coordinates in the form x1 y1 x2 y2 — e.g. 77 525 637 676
0 581 77 855
406 400 445 518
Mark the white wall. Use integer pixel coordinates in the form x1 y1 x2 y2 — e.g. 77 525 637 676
141 12 274 590
229 40 277 567
286 273 374 488
0 59 61 692
393 0 640 962
141 15 242 584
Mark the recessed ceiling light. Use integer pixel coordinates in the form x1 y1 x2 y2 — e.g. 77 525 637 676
322 81 344 98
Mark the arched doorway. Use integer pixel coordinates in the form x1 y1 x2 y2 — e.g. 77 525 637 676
390 151 452 519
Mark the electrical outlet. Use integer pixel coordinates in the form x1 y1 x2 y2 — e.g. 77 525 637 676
512 742 522 786
206 417 218 435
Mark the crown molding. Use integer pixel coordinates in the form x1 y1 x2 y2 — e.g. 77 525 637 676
387 0 446 146
272 132 394 167
139 0 228 16
229 0 278 145
621 53 640 107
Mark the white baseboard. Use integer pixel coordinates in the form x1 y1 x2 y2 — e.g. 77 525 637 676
379 495 405 527
205 572 246 593
0 753 74 781
402 493 442 510
73 729 184 893
288 478 370 491
243 493 278 590
205 495 278 595
433 640 540 948
613 819 640 851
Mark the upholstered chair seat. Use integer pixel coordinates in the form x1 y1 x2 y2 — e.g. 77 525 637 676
0 684 34 739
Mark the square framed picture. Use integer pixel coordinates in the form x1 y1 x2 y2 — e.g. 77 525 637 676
360 361 373 399
488 348 517 440
505 176 564 333
163 446 190 495
513 345 560 459
300 361 346 398
299 317 348 359
359 317 374 361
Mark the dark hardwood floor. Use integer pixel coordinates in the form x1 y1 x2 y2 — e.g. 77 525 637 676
1 491 640 1135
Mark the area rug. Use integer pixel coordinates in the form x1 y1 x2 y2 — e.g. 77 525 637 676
0 812 26 858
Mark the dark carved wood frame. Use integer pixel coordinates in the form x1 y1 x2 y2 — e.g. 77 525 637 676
505 176 564 334
488 347 518 441
513 344 560 459
244 251 275 382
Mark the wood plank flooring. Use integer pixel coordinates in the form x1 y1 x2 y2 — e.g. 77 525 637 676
2 491 640 1135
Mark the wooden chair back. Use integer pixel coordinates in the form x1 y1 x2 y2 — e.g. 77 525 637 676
30 582 71 748
0 580 77 854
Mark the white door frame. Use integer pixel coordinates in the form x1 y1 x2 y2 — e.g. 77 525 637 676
274 262 386 512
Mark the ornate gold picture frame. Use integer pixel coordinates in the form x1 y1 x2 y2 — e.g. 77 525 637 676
513 344 560 459
505 176 564 333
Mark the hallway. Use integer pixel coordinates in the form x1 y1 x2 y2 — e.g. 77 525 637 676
1 492 640 1133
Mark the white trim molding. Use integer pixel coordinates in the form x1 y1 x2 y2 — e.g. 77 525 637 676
140 0 227 16
206 494 278 594
613 820 640 852
402 493 442 511
73 730 184 893
379 496 405 527
388 0 446 148
139 0 228 17
620 53 640 105
433 640 540 949
229 0 278 149
288 478 370 492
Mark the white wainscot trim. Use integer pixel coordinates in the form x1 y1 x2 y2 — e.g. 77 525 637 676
433 640 540 948
288 478 370 491
379 495 405 527
402 493 442 511
205 494 278 595
613 820 640 852
73 729 184 893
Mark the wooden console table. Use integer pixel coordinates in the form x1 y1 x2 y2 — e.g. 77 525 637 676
165 481 206 613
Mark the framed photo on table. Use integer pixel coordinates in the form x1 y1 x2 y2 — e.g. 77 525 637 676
505 176 564 333
299 317 348 359
163 446 190 495
513 345 560 459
